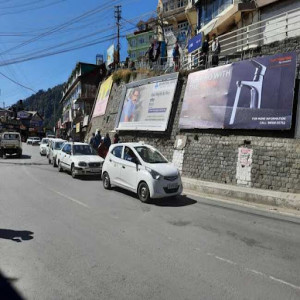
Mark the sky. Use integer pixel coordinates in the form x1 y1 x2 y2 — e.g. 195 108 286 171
0 0 157 107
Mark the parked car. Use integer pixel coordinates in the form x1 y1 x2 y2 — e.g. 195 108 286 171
48 139 66 166
0 132 22 158
26 137 33 145
31 137 41 145
58 142 104 178
45 138 54 158
39 138 49 155
102 143 182 203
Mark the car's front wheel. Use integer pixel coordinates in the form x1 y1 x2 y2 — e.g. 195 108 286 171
71 165 77 179
103 172 111 189
58 161 63 172
138 182 150 203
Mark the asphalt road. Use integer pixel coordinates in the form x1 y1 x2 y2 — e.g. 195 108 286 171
0 143 300 300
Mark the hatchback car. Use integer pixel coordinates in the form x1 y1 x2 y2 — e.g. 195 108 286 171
58 142 104 178
39 138 49 155
102 143 182 202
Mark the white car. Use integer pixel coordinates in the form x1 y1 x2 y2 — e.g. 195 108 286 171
32 137 40 145
39 138 49 155
102 143 182 203
48 139 66 166
58 142 104 178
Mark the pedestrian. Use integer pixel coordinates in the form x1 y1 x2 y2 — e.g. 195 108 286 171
103 133 111 150
94 130 102 149
113 133 120 144
201 34 209 67
172 41 180 72
89 133 96 150
212 34 221 67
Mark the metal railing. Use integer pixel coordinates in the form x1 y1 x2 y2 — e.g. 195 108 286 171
182 6 300 70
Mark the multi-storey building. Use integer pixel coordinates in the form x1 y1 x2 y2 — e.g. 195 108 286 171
157 0 190 59
60 62 106 141
126 21 155 62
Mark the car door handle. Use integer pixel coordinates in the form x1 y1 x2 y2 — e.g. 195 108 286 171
109 159 112 162
122 166 125 169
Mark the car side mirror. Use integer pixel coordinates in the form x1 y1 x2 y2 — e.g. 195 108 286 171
132 157 140 165
66 150 71 155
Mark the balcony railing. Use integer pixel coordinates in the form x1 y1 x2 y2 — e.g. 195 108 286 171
182 6 300 70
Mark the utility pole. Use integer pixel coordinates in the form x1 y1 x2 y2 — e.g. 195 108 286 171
114 5 122 67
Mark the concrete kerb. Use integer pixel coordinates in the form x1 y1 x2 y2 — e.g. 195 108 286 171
181 177 300 211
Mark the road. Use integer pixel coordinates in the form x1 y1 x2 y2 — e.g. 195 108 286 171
0 143 300 300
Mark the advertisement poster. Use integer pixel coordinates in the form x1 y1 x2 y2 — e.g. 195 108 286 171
92 76 113 118
106 44 114 66
117 74 178 131
179 52 297 130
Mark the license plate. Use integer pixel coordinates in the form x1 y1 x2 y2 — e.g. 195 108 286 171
89 168 100 173
167 183 178 189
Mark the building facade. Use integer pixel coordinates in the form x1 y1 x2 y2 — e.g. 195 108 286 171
60 62 106 141
126 21 155 62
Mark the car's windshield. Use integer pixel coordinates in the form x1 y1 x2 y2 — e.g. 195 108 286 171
33 137 40 140
3 134 19 140
135 146 168 164
54 142 64 150
42 139 49 144
73 145 96 155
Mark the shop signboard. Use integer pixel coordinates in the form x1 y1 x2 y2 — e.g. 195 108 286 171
92 76 113 118
188 33 202 53
179 52 297 130
116 73 178 131
17 111 31 119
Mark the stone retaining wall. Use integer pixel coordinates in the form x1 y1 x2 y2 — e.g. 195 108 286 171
89 41 300 194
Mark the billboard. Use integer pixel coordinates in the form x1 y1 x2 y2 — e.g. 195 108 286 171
179 52 297 130
92 76 113 118
117 73 179 131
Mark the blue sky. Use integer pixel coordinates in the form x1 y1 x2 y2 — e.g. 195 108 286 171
0 0 157 107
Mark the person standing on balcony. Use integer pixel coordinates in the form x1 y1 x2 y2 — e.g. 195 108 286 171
201 35 210 67
173 41 180 72
212 34 221 67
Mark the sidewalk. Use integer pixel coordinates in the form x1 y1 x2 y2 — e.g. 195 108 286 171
182 177 300 211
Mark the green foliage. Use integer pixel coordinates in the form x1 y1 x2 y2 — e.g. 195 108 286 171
20 84 64 129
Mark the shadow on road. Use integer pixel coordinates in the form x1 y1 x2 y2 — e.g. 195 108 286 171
0 270 24 300
150 195 197 207
20 155 31 159
112 187 197 207
0 229 34 243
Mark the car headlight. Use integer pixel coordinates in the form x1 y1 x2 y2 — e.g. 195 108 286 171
146 167 162 180
78 161 87 167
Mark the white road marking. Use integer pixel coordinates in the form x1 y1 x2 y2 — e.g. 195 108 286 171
22 166 89 208
214 256 237 265
205 252 300 292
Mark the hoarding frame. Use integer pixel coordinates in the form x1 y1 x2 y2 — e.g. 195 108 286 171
115 72 179 132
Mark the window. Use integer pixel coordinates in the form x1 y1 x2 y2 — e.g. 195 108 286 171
135 146 168 164
177 0 185 8
112 146 123 158
139 37 145 45
199 0 233 28
131 39 136 47
62 144 71 153
123 146 138 163
73 145 94 155
178 21 189 30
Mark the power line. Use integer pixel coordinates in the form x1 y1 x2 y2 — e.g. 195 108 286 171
0 0 119 56
0 71 37 93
